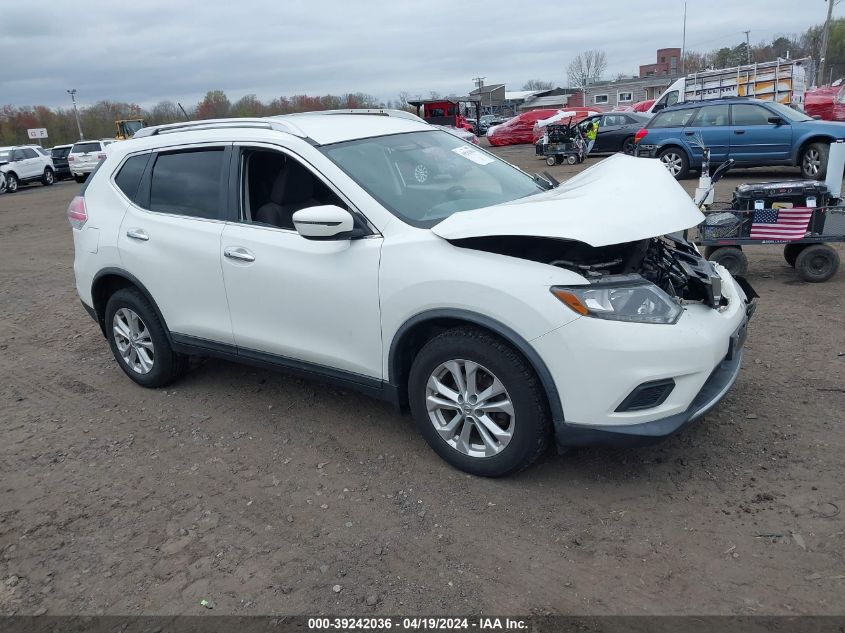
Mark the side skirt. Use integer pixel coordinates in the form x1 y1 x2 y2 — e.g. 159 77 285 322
170 333 400 407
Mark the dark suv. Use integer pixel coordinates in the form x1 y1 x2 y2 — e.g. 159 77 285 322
50 144 74 180
634 97 845 179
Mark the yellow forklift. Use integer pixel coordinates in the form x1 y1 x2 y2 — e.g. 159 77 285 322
115 119 146 140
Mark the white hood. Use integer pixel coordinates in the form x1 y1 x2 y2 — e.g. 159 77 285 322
431 154 704 247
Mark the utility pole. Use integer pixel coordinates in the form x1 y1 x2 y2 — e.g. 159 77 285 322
67 89 84 140
681 1 687 74
818 0 835 85
743 30 752 64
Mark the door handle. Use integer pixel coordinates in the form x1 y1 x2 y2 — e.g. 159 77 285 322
126 228 149 241
224 246 255 262
734 130 746 135
684 131 695 136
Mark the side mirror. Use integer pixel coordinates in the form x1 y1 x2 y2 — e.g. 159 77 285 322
767 116 784 125
652 102 665 113
292 205 359 240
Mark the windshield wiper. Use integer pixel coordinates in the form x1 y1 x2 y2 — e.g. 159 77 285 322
533 172 559 190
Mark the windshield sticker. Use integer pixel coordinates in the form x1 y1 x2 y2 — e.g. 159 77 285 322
451 145 495 165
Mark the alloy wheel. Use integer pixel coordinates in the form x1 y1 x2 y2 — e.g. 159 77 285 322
44 170 54 184
425 359 515 458
6 174 17 192
803 149 821 177
112 308 155 374
660 152 683 176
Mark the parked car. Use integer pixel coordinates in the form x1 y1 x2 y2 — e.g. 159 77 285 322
488 108 600 146
804 83 845 122
576 112 650 154
635 97 845 179
68 139 115 183
69 114 755 477
50 144 74 180
0 145 56 192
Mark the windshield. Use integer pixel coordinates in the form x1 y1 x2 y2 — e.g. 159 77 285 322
320 130 543 227
122 120 145 135
767 102 813 122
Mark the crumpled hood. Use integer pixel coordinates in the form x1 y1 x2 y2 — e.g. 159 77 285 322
431 154 705 247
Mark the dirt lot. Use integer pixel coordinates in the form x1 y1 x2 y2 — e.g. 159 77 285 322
1 149 844 617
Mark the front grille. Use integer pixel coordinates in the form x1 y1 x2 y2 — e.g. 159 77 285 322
616 378 675 412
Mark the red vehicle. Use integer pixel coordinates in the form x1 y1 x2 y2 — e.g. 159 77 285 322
615 99 655 113
408 98 481 132
804 84 845 121
487 107 600 146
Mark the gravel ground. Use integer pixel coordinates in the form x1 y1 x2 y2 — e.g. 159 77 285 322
1 148 843 616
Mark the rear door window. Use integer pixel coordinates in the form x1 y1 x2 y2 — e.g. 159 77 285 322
691 104 730 127
22 148 39 159
649 108 697 128
72 142 101 154
114 154 150 202
148 148 225 219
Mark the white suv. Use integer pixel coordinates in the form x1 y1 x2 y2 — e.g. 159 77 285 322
68 114 756 476
0 145 56 192
68 139 114 182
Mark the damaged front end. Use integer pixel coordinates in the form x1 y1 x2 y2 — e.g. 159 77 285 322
451 233 748 314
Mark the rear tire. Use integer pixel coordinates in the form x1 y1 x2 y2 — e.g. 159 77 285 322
546 156 556 166
801 142 829 180
707 246 748 277
104 288 187 388
795 244 839 282
783 243 806 268
622 136 636 155
408 327 551 477
41 167 54 186
74 174 87 183
658 147 689 179
5 172 18 193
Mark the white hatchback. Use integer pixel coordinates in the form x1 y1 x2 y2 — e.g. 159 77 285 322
68 114 756 476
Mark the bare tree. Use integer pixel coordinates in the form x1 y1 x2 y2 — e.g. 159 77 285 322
522 79 553 91
567 50 608 90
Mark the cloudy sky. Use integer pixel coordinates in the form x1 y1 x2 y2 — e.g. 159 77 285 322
0 0 839 110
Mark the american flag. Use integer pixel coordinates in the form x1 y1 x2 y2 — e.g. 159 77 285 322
750 207 813 240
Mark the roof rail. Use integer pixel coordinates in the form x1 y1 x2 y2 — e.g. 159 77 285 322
133 117 306 139
281 108 424 122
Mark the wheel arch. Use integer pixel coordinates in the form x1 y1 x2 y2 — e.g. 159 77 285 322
656 142 692 162
387 309 564 426
794 135 836 165
90 268 172 343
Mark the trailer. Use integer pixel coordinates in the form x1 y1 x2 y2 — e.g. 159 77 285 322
648 57 810 115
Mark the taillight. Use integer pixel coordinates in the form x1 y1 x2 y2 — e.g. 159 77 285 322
97 153 106 160
67 196 88 229
634 128 648 143
68 155 75 162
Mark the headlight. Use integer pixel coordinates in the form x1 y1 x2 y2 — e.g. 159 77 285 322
551 281 682 324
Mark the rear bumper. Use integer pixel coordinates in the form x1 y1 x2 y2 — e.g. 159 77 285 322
555 347 744 447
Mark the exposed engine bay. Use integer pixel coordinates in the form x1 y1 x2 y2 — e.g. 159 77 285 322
450 234 727 309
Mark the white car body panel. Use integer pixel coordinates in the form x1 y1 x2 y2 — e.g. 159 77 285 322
432 154 704 246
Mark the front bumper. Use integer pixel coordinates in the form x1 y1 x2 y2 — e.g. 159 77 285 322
531 270 756 448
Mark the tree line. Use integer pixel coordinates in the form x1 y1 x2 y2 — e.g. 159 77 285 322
0 90 410 147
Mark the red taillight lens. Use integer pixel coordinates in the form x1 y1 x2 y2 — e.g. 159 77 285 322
97 153 106 160
634 128 648 143
68 155 75 162
67 196 88 229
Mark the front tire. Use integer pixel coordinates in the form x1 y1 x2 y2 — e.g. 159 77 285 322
707 246 748 277
5 172 18 193
801 142 829 180
795 244 839 282
41 167 54 186
105 288 187 388
658 147 689 179
408 328 551 477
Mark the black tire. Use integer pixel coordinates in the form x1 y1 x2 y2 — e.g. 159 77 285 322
546 156 556 166
783 243 806 268
407 328 551 477
41 167 54 186
104 288 187 388
622 136 636 155
74 174 87 184
801 142 829 180
795 244 839 283
5 172 18 193
707 246 748 277
658 147 689 179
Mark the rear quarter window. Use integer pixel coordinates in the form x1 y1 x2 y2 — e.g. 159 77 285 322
71 142 101 153
649 108 697 129
114 154 150 202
